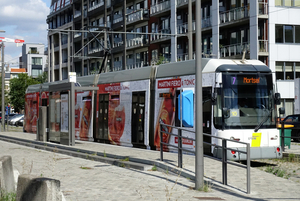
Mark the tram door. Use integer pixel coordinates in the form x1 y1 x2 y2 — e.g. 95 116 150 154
131 91 145 148
97 94 109 142
203 87 212 155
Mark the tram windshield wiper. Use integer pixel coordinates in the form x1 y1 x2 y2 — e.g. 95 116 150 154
254 108 272 132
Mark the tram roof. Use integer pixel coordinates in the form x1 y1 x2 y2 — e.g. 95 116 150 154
156 59 270 78
97 66 156 84
26 75 99 93
26 84 41 93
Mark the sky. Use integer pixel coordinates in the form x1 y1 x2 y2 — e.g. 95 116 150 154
0 0 51 67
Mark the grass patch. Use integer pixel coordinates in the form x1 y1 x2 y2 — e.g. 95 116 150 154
80 166 92 170
0 189 16 201
120 157 129 162
151 165 157 171
265 166 291 179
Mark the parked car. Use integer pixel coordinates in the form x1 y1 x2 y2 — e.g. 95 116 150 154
4 113 18 123
8 114 24 126
15 117 24 127
281 114 300 142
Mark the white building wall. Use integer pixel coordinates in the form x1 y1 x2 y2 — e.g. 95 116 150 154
269 2 300 100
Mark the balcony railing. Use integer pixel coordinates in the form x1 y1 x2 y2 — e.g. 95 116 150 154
259 40 268 52
259 2 268 15
126 36 148 48
88 46 104 54
88 1 104 12
219 6 249 24
74 11 81 18
126 61 148 69
150 0 171 15
113 38 123 48
113 15 123 24
151 29 171 42
126 9 149 24
74 32 82 38
114 61 122 71
220 42 249 58
177 18 211 34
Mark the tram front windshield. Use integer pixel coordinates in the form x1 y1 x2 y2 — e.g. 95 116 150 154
214 73 276 130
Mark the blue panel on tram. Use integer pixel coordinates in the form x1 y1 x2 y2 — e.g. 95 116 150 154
178 90 194 127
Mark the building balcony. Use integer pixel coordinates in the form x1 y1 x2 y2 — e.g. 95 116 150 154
177 52 194 61
177 18 211 35
258 2 268 18
219 42 249 58
74 32 82 38
74 11 81 18
126 61 149 69
126 9 149 25
126 36 149 50
177 0 195 7
88 46 104 55
258 40 268 56
150 29 171 43
88 1 104 12
150 0 171 16
113 61 122 71
219 6 249 25
113 15 123 24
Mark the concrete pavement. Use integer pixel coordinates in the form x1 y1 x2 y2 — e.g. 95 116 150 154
0 131 300 201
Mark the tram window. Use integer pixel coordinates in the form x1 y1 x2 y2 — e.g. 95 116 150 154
111 95 119 100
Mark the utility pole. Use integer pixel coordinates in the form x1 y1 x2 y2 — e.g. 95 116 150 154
1 41 4 131
0 35 24 131
195 0 204 190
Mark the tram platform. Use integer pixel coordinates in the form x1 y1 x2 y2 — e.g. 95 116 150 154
0 131 300 200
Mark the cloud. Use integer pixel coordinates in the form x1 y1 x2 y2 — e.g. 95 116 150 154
0 0 49 62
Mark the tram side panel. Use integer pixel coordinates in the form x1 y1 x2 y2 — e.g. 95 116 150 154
75 91 94 141
24 92 39 133
95 80 151 148
153 73 216 153
154 75 196 152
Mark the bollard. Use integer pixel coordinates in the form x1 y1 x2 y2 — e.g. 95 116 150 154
0 155 15 192
16 174 62 201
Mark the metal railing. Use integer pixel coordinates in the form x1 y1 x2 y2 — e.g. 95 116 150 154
159 123 251 194
150 0 171 15
220 42 249 58
219 6 249 24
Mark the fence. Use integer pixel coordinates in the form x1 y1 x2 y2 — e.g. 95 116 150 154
159 123 251 194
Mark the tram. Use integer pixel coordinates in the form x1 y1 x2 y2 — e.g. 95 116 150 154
24 58 283 160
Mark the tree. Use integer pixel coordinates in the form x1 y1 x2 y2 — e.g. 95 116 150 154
36 72 48 83
9 73 40 113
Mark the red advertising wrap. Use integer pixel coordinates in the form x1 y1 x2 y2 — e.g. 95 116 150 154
24 92 39 133
97 83 125 145
75 91 94 141
154 87 176 151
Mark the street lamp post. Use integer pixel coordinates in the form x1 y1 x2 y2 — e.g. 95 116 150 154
0 30 5 132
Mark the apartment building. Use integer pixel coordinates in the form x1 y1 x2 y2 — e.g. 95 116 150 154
20 43 48 78
46 0 300 115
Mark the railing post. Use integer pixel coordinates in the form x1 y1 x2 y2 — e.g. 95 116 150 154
160 124 163 161
222 139 227 185
247 143 250 194
178 129 183 168
281 121 285 152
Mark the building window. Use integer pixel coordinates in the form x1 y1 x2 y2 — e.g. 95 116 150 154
32 57 43 65
275 0 300 6
275 24 300 43
32 69 42 77
276 61 300 80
